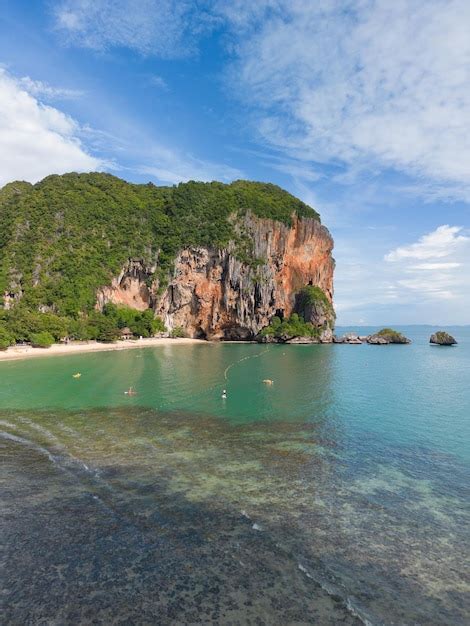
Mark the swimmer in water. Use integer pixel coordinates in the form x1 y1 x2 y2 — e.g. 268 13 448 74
221 389 227 399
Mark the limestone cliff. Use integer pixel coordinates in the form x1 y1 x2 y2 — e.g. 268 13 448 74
97 212 334 340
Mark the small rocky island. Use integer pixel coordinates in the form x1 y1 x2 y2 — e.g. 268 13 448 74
430 331 457 346
367 328 411 344
258 324 412 345
333 328 411 345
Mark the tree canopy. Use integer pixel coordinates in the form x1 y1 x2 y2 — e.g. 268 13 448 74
0 173 320 318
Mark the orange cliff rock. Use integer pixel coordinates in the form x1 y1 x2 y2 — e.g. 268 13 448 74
96 213 335 340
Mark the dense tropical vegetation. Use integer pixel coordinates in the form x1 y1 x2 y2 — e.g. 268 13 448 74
259 313 322 340
0 173 319 346
376 328 410 343
295 285 336 325
0 304 166 349
259 285 334 341
0 173 318 313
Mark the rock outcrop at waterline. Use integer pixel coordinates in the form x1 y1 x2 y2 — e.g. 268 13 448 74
98 214 335 340
333 329 411 344
430 331 457 346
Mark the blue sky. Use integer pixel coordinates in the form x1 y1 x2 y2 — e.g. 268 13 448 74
1 0 469 325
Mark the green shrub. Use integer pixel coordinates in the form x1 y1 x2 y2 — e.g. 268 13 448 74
295 286 335 325
0 308 69 343
0 325 14 350
100 305 166 338
67 318 95 341
376 328 410 344
151 316 166 334
170 326 188 338
95 316 120 343
30 331 54 348
378 328 403 340
260 313 320 340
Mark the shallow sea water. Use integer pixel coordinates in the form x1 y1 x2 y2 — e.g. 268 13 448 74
1 326 469 624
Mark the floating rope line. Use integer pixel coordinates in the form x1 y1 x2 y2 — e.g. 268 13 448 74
156 346 272 411
223 347 271 381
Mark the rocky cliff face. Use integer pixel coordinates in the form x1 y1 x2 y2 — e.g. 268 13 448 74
97 213 334 340
96 259 157 312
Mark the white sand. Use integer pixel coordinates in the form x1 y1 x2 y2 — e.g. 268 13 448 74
0 337 205 362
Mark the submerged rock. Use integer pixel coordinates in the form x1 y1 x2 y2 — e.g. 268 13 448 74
430 331 457 345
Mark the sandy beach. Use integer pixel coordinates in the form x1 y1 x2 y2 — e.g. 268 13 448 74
0 337 206 362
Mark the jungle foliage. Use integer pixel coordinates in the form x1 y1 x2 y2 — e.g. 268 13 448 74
260 285 333 340
0 173 319 319
260 313 321 340
0 305 166 347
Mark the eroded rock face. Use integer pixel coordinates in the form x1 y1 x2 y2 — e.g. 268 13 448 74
96 259 158 312
367 335 389 345
97 213 334 340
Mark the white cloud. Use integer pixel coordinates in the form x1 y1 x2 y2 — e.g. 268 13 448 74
0 68 100 187
18 76 84 100
225 0 470 198
148 75 168 90
409 262 461 271
385 225 470 303
385 225 469 262
269 161 323 183
49 1 470 199
54 0 205 58
0 67 241 189
331 223 470 325
139 153 242 186
210 0 282 29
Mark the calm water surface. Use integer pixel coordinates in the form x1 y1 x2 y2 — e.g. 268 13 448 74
1 326 469 624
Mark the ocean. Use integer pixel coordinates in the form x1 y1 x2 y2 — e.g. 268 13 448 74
1 326 469 624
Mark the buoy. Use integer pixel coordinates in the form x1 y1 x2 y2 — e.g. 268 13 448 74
72 373 81 379
262 379 274 385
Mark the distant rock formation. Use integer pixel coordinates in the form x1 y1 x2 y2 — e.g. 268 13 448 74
367 328 411 344
334 332 363 344
367 334 392 345
284 336 319 344
333 329 411 345
430 331 457 345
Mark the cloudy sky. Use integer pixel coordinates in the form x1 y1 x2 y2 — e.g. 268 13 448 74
1 0 469 325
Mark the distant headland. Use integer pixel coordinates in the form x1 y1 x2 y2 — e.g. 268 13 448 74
1 172 334 347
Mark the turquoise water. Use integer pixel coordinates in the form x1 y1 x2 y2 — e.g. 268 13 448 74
1 326 469 624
